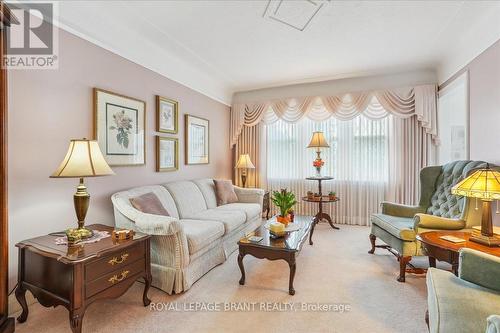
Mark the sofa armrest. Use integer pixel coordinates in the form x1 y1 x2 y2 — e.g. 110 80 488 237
426 268 499 333
111 194 182 236
233 186 264 207
112 201 190 273
459 248 500 292
413 214 466 231
381 201 426 218
487 315 500 333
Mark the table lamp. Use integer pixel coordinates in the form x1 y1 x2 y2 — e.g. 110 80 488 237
51 139 114 239
235 154 255 187
307 131 329 177
451 164 500 246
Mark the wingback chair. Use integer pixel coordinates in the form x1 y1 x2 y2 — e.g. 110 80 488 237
426 248 500 333
368 160 487 282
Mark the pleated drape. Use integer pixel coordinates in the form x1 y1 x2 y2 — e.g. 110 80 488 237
266 116 389 226
234 124 263 188
387 116 434 205
265 115 434 225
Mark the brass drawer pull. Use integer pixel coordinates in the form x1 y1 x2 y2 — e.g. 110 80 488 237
108 270 130 284
108 253 129 266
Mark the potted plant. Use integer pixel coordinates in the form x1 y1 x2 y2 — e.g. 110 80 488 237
271 189 297 226
328 191 336 200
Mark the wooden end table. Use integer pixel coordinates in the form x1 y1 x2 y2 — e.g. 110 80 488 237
237 216 313 295
15 224 151 333
417 231 500 275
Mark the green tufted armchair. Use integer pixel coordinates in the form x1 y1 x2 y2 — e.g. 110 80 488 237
368 160 487 282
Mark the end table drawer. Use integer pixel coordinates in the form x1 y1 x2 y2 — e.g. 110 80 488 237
86 258 145 298
85 244 144 281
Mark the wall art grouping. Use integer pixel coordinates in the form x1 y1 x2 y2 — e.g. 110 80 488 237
93 89 209 170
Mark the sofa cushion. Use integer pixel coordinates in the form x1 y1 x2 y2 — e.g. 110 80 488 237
214 179 238 205
186 209 246 234
216 203 261 221
130 192 169 216
112 185 179 219
371 213 416 241
181 219 224 254
164 181 208 218
192 179 217 209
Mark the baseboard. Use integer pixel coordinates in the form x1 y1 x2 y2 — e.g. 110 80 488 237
8 290 37 317
0 317 14 333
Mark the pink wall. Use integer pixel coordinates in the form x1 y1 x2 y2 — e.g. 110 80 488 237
7 28 231 286
464 40 500 225
468 40 500 164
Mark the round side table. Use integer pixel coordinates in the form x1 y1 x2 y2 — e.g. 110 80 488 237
304 176 340 245
417 231 500 276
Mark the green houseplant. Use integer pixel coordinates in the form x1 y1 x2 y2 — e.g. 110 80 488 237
271 189 297 225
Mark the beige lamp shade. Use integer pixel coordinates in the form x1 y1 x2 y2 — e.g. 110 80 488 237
50 139 115 178
307 131 329 149
235 154 255 169
451 167 500 200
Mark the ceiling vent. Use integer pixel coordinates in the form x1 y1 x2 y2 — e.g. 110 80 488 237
263 0 330 31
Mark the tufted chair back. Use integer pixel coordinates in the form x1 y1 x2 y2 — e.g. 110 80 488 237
423 161 487 221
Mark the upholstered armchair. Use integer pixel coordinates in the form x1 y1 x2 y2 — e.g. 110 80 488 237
369 160 486 282
426 248 500 333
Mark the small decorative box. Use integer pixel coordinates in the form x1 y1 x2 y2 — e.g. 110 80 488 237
112 229 135 241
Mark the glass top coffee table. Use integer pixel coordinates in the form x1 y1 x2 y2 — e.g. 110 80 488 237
237 215 314 295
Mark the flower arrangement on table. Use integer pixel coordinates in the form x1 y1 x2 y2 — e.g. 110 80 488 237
271 189 297 226
313 159 324 177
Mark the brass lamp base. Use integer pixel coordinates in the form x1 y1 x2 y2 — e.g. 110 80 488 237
241 173 247 188
72 177 92 240
66 227 94 243
470 231 500 246
470 200 500 247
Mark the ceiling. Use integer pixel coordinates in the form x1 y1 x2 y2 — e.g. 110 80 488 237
52 0 500 105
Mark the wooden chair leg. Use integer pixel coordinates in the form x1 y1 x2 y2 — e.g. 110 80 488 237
368 234 376 254
397 256 411 282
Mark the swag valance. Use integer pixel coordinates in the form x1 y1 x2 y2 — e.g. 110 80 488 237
230 84 437 147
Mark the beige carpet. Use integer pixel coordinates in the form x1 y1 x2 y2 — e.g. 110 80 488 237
14 224 434 333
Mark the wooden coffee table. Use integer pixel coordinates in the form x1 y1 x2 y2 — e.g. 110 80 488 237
417 231 500 275
237 216 313 295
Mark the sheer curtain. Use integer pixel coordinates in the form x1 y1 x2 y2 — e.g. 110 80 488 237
267 116 389 226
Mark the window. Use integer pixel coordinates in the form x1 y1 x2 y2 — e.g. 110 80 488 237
266 116 389 182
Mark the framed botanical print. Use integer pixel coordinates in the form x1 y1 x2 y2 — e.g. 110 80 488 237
156 136 178 172
156 95 178 134
94 88 146 166
185 114 209 165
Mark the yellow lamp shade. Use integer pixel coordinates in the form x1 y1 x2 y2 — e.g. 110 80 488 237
235 154 255 169
451 167 500 200
51 139 115 178
307 131 329 149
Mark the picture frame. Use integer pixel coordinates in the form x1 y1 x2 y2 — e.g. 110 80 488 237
156 95 178 134
185 114 209 165
94 88 146 166
156 136 179 172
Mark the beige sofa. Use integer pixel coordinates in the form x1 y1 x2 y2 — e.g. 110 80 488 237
111 179 264 294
